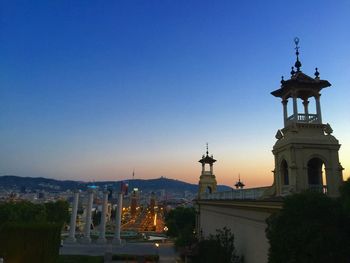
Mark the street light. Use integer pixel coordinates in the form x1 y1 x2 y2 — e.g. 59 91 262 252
155 242 160 257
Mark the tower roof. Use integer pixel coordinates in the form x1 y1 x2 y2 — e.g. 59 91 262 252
199 154 217 164
271 38 331 100
234 180 245 188
271 71 331 99
199 143 216 164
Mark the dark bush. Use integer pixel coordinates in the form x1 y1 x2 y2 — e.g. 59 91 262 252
266 190 350 263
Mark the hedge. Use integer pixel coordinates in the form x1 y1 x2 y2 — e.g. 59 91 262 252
0 222 61 263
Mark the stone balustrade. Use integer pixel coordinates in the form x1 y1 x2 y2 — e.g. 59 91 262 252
200 187 270 200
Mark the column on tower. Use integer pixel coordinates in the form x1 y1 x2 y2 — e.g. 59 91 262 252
282 99 288 126
292 93 298 122
315 94 322 123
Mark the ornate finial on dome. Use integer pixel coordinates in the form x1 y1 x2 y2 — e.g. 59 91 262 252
206 142 209 155
294 37 302 72
314 67 320 79
281 76 284 85
290 66 296 76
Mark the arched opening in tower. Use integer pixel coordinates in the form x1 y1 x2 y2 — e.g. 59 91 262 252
307 158 327 193
281 159 289 185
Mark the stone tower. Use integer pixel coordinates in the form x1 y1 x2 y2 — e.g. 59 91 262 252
198 144 217 198
271 38 343 197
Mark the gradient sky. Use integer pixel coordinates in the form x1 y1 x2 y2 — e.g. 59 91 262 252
1 1 349 188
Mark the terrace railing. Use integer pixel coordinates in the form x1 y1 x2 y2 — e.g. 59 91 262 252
200 187 270 200
286 113 319 124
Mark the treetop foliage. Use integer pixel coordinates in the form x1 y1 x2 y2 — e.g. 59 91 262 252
266 181 350 263
164 206 196 248
0 200 69 228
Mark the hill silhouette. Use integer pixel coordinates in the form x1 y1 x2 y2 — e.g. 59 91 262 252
0 175 231 193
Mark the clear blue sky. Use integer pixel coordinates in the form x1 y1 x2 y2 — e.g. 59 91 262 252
1 0 349 186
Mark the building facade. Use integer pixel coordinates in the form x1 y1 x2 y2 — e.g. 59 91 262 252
196 39 344 263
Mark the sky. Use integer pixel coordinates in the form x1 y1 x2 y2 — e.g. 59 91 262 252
1 0 350 188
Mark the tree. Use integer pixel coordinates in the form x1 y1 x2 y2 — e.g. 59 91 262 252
164 207 196 248
266 191 350 263
193 227 243 263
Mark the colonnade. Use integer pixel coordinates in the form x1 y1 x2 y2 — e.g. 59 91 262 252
66 189 123 244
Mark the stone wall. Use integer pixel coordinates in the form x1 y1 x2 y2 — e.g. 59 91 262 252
197 200 282 263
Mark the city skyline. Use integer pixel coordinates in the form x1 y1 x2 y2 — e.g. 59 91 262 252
1 1 350 187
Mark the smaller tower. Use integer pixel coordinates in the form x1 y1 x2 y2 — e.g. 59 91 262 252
198 143 217 197
234 175 245 189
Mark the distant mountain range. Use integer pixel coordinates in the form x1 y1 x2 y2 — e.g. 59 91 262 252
0 175 232 193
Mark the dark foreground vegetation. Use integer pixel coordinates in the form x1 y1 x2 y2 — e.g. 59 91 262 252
57 255 104 263
0 200 69 263
266 179 350 263
191 227 243 263
165 207 243 262
57 254 159 263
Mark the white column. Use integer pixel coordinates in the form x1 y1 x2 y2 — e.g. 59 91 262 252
292 95 298 122
113 192 123 245
97 190 108 244
66 190 79 243
282 99 288 126
210 164 213 174
315 94 322 123
201 164 205 173
82 189 94 243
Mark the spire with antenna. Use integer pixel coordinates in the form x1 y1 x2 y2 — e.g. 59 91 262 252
294 37 302 72
206 142 209 156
